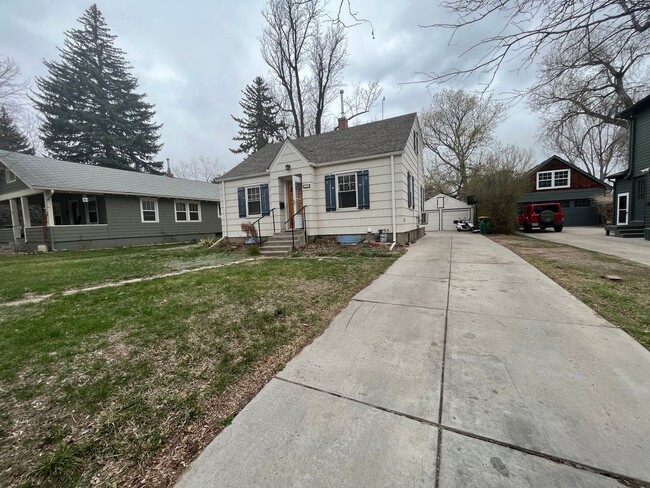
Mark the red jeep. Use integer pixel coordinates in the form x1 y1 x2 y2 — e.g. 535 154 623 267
518 203 564 232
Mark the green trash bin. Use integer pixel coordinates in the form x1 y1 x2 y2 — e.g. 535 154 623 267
478 216 492 235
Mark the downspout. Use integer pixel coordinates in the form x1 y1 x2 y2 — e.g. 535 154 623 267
220 181 227 239
390 155 397 245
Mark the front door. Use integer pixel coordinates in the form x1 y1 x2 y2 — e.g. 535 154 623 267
286 180 295 229
617 192 629 225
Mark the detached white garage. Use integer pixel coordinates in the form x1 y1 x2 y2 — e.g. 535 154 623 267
424 193 473 231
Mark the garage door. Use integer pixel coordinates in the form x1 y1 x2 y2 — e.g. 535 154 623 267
425 210 440 231
425 209 471 231
442 209 471 230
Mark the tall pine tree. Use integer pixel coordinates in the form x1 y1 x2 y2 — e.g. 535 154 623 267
32 4 162 173
0 106 34 154
231 76 283 154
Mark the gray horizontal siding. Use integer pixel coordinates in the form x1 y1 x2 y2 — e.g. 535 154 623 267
0 228 12 243
105 195 221 241
0 164 30 197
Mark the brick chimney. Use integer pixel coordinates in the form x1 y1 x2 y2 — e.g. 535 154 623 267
337 116 348 130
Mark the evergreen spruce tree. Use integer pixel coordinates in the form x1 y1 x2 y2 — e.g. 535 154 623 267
231 76 283 154
0 106 34 154
32 4 162 173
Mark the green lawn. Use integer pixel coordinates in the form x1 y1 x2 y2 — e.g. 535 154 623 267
0 251 398 487
0 243 240 302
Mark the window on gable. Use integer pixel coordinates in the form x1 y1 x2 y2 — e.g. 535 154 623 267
141 198 158 222
413 131 419 155
175 200 202 222
537 169 570 189
337 173 357 208
247 187 261 215
6 170 16 183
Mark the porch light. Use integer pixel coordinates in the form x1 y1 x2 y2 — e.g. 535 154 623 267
82 194 89 203
285 164 291 171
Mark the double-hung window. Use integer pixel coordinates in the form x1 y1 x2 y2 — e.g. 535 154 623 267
175 201 201 222
537 170 570 189
141 198 159 222
247 187 261 215
337 173 357 208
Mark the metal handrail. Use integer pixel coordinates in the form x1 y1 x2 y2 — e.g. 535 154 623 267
250 208 276 244
284 205 307 250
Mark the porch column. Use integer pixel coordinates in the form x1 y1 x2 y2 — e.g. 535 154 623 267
20 196 30 243
9 198 21 240
44 191 55 226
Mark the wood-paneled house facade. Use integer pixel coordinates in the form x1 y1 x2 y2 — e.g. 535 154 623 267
0 151 221 250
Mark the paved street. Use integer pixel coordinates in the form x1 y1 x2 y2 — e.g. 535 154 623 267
176 233 650 487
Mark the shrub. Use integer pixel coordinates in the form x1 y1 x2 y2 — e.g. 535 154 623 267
241 222 258 238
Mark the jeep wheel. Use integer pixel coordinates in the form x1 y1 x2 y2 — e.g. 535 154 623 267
554 225 563 232
539 209 555 226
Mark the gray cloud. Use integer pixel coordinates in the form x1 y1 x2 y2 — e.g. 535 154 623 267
0 0 546 171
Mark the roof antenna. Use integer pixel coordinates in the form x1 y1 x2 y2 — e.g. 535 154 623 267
382 96 385 120
340 89 344 117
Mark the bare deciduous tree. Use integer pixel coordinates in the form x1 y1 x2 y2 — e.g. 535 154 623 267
344 80 382 122
261 0 321 138
174 156 224 183
542 115 627 180
0 56 29 111
425 0 650 84
421 89 506 197
467 143 534 234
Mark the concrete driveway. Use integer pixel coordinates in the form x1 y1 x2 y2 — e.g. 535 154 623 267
526 226 650 267
176 234 650 487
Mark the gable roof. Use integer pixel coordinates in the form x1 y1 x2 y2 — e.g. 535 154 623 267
525 155 610 188
0 150 220 201
218 113 417 181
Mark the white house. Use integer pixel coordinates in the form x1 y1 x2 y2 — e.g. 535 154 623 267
424 193 473 231
217 113 426 246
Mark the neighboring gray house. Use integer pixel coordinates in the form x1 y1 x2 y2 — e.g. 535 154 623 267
217 113 426 246
0 150 221 250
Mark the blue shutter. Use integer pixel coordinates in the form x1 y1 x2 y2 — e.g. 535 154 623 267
260 184 270 215
325 175 336 212
357 170 370 209
407 172 412 208
237 187 246 217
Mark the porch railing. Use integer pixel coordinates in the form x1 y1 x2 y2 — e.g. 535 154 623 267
250 208 277 244
284 205 307 250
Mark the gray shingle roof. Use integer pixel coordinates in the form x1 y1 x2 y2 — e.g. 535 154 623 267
0 150 220 201
218 113 417 181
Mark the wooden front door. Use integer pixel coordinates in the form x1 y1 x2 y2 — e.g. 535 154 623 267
287 180 295 228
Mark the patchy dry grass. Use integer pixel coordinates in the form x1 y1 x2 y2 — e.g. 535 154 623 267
0 255 397 487
491 234 649 350
0 243 240 303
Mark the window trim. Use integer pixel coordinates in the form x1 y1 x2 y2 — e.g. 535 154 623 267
140 197 159 223
174 200 202 223
5 170 16 184
336 172 358 210
536 169 570 190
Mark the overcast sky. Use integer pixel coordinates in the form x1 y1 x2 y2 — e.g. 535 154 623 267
0 0 543 173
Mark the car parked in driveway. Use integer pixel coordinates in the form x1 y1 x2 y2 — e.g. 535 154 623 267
518 203 564 232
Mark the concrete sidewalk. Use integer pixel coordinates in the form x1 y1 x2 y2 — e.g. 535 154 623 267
176 234 650 487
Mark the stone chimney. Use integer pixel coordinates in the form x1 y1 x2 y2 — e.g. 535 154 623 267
337 116 348 130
